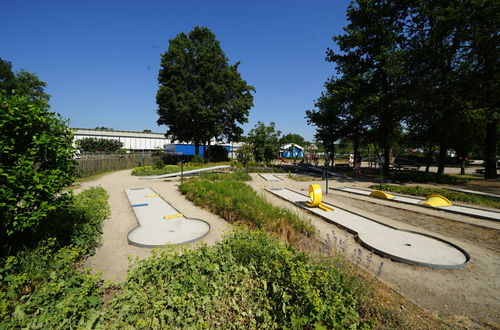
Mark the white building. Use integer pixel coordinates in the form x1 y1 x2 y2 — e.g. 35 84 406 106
73 128 171 151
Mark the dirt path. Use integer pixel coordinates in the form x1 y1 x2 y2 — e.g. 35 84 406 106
248 174 500 327
75 169 231 282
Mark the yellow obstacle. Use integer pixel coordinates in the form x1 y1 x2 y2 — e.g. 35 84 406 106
145 194 159 197
370 190 395 200
421 194 452 207
304 184 334 212
163 213 184 220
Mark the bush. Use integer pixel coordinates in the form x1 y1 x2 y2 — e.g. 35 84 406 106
100 229 368 328
388 171 469 184
0 92 75 240
205 145 229 162
76 137 123 153
0 187 109 328
179 173 315 242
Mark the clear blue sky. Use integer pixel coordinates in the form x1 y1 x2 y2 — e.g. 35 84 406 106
1 0 350 141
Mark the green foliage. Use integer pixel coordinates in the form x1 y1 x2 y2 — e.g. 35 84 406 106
0 58 50 102
247 121 281 163
191 155 204 163
131 164 208 176
279 133 306 147
100 229 368 328
388 171 469 185
372 184 500 209
0 92 75 239
156 26 255 155
236 143 254 167
205 145 229 162
76 137 124 153
0 187 109 328
179 173 315 240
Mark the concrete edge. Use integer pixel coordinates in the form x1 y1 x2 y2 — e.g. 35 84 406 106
126 218 211 248
333 187 500 222
125 187 211 248
267 188 470 270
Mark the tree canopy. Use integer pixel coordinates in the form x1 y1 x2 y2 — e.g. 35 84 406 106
247 122 281 163
156 26 255 155
307 0 498 177
76 137 124 153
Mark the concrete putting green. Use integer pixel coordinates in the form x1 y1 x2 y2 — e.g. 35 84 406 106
334 186 500 221
125 187 210 248
268 188 470 269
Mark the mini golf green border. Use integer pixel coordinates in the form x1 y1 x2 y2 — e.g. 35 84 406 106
268 188 470 270
332 186 500 222
126 188 211 248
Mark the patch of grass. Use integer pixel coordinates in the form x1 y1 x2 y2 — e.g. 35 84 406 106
371 184 500 209
100 229 373 328
388 171 470 184
180 173 315 243
289 174 322 181
0 187 110 328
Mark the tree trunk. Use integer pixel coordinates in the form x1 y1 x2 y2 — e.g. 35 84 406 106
425 143 434 173
484 119 498 179
460 153 466 175
437 142 447 175
383 141 390 177
194 140 200 156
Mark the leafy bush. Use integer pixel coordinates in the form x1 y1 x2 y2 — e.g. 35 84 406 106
100 229 369 328
0 92 75 240
76 137 124 153
180 173 315 242
372 184 500 209
131 164 203 176
191 155 204 163
0 187 109 328
205 145 229 162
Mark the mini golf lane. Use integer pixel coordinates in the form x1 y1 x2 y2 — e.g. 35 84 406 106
267 188 470 269
125 187 210 248
259 173 283 182
335 187 500 221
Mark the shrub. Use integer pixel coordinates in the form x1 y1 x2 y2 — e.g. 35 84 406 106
100 229 368 328
0 92 75 240
76 137 123 153
206 145 229 162
0 187 109 328
180 173 315 242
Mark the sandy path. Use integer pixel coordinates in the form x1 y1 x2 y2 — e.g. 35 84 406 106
75 169 231 282
248 174 500 326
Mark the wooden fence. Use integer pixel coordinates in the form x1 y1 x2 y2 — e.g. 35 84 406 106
76 154 162 177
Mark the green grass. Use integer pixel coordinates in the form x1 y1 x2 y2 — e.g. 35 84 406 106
99 229 373 328
388 171 471 184
180 172 315 243
371 184 500 209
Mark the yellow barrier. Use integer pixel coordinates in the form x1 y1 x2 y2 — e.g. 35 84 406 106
163 213 184 220
370 190 395 200
421 194 452 207
304 184 334 212
145 194 159 197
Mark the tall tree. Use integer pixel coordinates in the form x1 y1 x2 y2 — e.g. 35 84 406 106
247 121 281 163
156 27 254 155
0 58 50 102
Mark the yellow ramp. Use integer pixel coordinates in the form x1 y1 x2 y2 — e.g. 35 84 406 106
422 194 452 207
370 190 395 200
304 184 334 211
